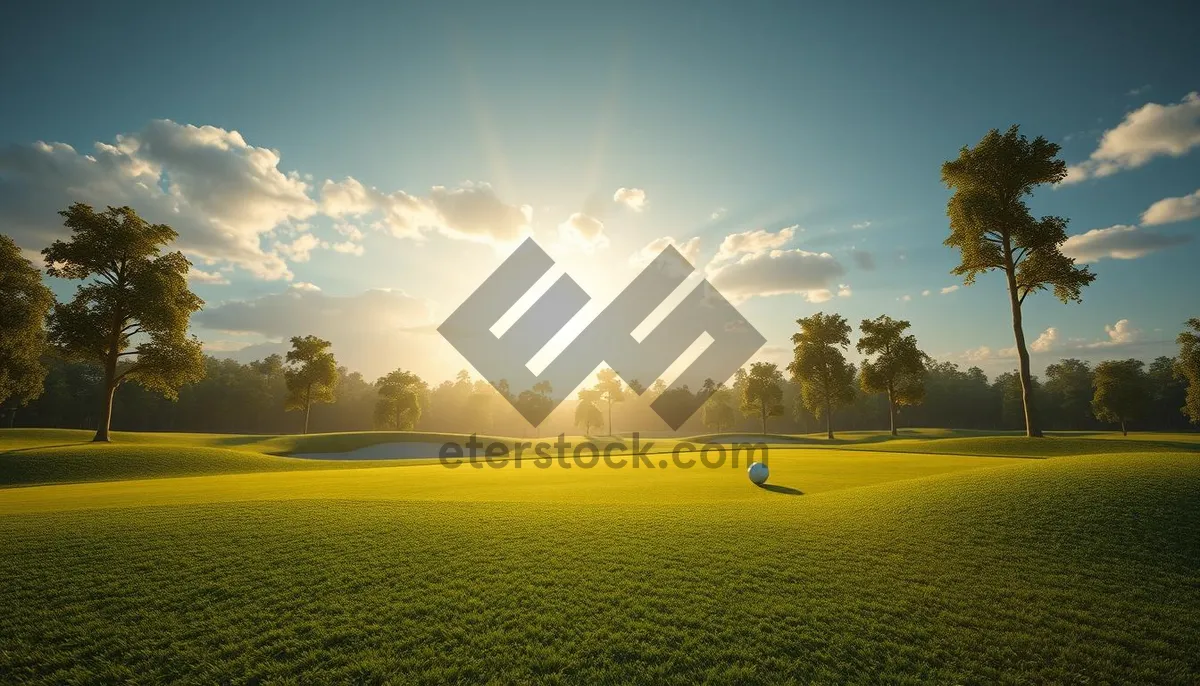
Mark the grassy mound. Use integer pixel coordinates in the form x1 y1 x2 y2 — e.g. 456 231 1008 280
1 452 1197 683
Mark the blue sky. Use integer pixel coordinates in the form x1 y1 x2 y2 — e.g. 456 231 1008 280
2 1 1198 384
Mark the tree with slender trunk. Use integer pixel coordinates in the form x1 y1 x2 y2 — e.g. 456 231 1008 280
575 389 603 435
739 362 784 434
594 368 625 436
856 315 928 436
375 369 426 430
44 204 204 442
1091 359 1149 436
0 234 54 418
789 313 856 439
284 335 338 434
702 385 737 433
942 127 1095 437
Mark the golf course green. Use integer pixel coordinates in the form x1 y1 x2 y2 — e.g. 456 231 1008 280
1 428 1197 683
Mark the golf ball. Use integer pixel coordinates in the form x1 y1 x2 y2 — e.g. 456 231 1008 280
748 461 769 485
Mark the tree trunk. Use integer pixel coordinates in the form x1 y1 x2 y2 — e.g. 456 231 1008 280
93 350 118 442
607 399 613 437
1004 256 1042 437
303 383 312 434
825 397 833 440
1121 419 1127 436
887 384 897 436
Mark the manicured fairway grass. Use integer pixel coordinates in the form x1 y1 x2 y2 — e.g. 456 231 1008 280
1 429 1198 683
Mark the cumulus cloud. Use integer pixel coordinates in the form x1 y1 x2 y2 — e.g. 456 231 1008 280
630 236 702 268
940 285 959 294
0 119 318 280
1083 319 1139 348
1064 92 1200 183
557 212 608 251
188 268 230 285
1062 224 1190 262
712 226 797 263
710 207 727 220
320 177 531 246
276 233 321 263
195 286 440 379
851 220 872 230
836 284 853 297
1030 327 1058 353
706 248 846 302
1141 188 1200 226
613 187 647 212
921 289 931 297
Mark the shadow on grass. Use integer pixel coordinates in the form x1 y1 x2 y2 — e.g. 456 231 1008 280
757 483 804 496
0 443 91 455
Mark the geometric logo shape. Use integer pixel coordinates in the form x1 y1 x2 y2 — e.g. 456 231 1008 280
438 238 765 430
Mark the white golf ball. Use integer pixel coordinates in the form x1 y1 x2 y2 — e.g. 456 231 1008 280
748 461 769 485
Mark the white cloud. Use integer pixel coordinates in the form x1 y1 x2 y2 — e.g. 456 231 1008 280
188 268 229 285
557 212 608 251
1030 327 1058 353
712 225 797 263
963 346 993 362
707 248 846 302
1083 319 1139 348
321 178 531 246
851 220 872 230
940 285 959 294
836 284 852 298
630 236 701 267
1062 224 1189 262
329 240 364 256
613 187 647 212
288 281 321 292
1065 92 1200 182
710 207 727 220
0 120 318 280
1141 188 1200 226
921 289 931 297
276 233 321 263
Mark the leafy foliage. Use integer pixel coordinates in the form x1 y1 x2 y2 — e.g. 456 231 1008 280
856 315 927 435
43 204 204 441
740 362 784 434
702 386 737 433
942 126 1095 437
594 368 625 435
1092 359 1150 435
789 313 856 438
0 235 53 409
284 335 339 433
374 369 427 430
1174 319 1200 425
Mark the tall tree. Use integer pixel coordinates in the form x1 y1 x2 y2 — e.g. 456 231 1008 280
374 369 426 430
942 126 1095 437
856 315 927 436
575 389 603 435
284 335 338 434
1147 356 1188 431
789 312 856 439
702 385 737 433
740 362 784 434
1176 318 1200 425
1042 359 1094 430
44 204 204 442
594 368 625 435
0 235 54 420
1091 359 1149 436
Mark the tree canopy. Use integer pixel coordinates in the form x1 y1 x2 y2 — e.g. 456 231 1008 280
1176 319 1200 425
0 234 54 412
942 126 1095 437
1091 359 1149 436
284 335 339 434
857 315 927 436
374 369 426 430
43 204 204 441
740 362 784 434
789 312 856 439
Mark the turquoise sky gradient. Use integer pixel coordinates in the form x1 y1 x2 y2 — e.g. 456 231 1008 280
2 1 1197 383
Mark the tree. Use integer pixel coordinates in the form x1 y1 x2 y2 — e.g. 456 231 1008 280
594 368 625 435
575 389 603 435
515 380 554 436
856 315 927 436
375 369 426 430
740 362 784 434
1147 356 1188 431
702 385 737 433
789 313 856 439
1176 319 1200 425
284 335 338 434
44 204 205 442
942 126 1095 437
1091 359 1149 436
0 234 54 419
1042 359 1094 430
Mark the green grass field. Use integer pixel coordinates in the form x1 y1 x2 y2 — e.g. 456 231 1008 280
1 428 1197 683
